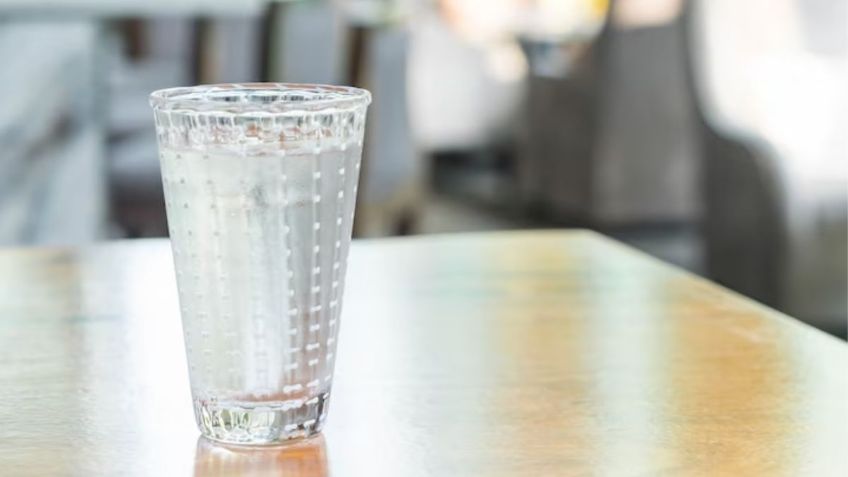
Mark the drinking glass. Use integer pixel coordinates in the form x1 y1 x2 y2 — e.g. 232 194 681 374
150 83 370 444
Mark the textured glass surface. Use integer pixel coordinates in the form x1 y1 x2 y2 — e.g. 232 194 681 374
150 83 370 444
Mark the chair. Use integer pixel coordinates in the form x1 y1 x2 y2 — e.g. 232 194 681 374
687 0 847 335
518 1 700 226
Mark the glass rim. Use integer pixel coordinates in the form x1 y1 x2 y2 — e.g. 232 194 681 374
149 82 371 115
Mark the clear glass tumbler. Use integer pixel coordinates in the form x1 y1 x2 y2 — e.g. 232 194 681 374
150 83 370 444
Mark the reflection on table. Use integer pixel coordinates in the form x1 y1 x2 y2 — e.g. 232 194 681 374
194 435 328 477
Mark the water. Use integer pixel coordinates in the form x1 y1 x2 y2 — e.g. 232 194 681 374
160 144 361 444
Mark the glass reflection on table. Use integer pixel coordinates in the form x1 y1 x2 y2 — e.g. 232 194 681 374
194 435 328 477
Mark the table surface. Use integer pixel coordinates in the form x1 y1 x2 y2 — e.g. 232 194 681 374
0 231 845 476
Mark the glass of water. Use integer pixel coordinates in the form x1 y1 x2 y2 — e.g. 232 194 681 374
150 83 370 445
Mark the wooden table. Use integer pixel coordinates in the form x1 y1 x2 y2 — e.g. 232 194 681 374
0 231 845 476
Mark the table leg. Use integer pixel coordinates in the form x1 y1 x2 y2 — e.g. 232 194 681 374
259 2 287 82
346 24 371 237
191 17 215 84
120 18 147 60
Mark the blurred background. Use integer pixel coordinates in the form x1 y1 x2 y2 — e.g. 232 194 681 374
0 0 845 337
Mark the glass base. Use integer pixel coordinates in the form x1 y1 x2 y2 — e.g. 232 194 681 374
194 392 330 445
